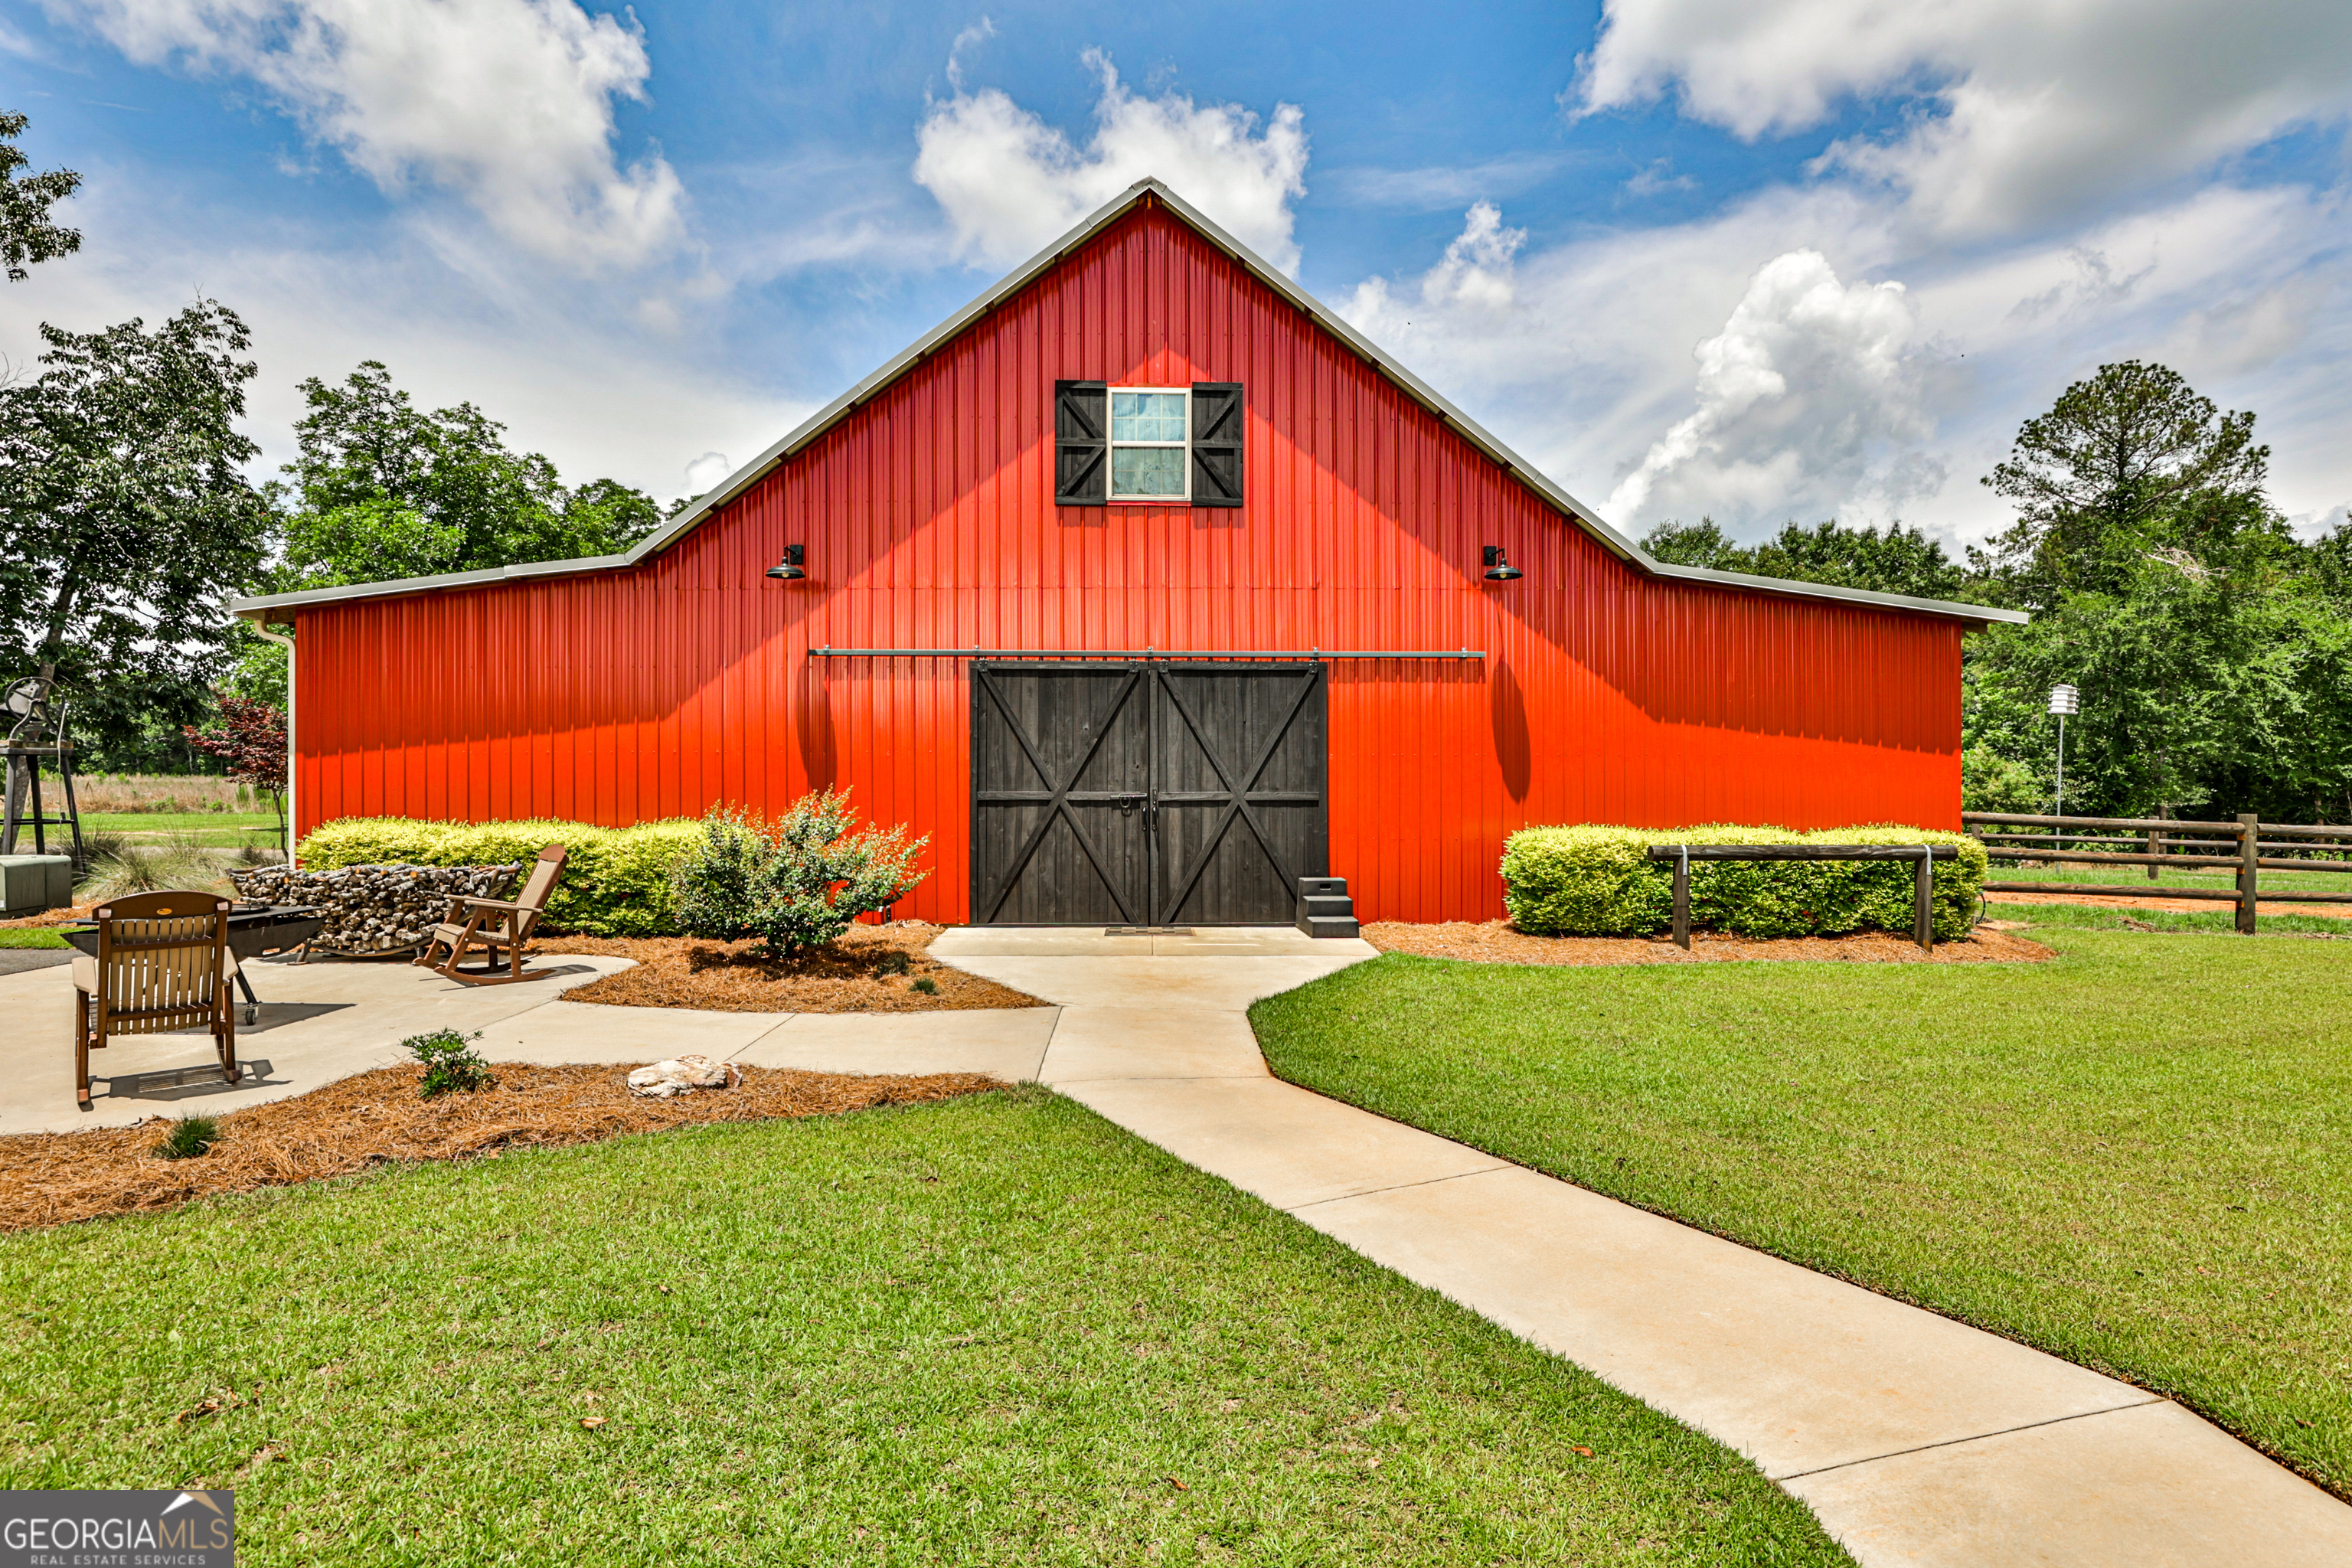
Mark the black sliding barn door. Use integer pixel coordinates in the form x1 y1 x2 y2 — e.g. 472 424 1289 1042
1150 664 1326 925
970 662 1327 926
970 663 1153 925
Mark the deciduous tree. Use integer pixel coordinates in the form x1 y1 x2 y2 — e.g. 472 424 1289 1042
0 109 80 282
0 302 274 764
1641 518 1965 600
278 362 664 588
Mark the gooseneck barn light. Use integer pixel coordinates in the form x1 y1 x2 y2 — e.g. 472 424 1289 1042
765 544 807 581
1481 545 1524 582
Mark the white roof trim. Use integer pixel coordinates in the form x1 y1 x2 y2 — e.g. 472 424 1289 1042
233 178 2025 629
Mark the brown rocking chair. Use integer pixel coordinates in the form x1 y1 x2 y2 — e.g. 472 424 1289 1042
416 844 567 985
70 890 242 1109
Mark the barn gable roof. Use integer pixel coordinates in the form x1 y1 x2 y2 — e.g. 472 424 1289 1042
232 178 2025 628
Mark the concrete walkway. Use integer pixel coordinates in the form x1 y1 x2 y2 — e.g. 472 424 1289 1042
927 926 2352 1568
6 928 2349 1563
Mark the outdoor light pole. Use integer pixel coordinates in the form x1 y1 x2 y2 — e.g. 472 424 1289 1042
2049 684 2079 842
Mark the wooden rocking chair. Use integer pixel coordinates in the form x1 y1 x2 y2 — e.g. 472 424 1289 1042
416 844 567 985
70 890 241 1109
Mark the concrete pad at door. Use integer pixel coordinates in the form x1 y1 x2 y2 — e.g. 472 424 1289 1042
1783 1400 2352 1567
1037 1007 1269 1081
937 955 1363 1011
1149 930 1379 958
1298 1162 2151 1481
730 1007 1059 1083
471 999 787 1064
928 931 1158 957
1056 1076 1508 1210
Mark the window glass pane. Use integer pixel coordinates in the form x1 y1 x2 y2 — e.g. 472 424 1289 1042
1112 446 1186 496
1112 391 1187 443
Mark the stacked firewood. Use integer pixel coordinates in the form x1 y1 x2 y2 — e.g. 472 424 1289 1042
230 863 522 954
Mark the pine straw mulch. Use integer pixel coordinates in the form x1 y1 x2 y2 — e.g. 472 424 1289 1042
0 1062 1004 1233
531 922 1040 1013
1361 920 2054 966
0 905 96 930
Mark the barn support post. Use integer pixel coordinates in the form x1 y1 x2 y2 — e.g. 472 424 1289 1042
1671 845 1690 950
254 621 296 864
1913 846 1934 951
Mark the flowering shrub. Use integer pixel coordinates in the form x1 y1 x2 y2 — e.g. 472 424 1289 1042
673 790 928 957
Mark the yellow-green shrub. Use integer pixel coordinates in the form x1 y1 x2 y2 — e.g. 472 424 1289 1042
297 817 703 936
1500 823 1987 942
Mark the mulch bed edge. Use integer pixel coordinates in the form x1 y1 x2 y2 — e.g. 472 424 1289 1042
1361 920 2055 966
0 1063 1005 1234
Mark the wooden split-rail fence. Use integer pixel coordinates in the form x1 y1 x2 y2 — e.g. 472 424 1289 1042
1963 812 2352 934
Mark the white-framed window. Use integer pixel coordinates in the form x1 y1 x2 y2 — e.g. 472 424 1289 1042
1109 387 1190 500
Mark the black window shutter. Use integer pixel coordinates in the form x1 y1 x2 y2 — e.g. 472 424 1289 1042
1054 380 1107 506
1190 383 1243 508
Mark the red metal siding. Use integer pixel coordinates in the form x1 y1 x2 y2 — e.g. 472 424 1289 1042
290 201 1964 923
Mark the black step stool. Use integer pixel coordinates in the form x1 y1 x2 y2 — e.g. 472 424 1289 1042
1295 877 1359 939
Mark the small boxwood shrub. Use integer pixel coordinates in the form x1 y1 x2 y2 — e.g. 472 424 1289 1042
1500 822 1987 942
297 816 703 936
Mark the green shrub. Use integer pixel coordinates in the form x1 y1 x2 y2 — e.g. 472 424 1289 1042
1962 746 2044 815
298 816 703 936
673 791 929 957
298 818 449 867
405 1029 495 1098
1501 823 1987 942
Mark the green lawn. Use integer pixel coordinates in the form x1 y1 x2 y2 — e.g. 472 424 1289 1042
83 812 284 849
1980 860 2352 895
0 928 70 948
0 1090 1845 1566
1986 898 2352 938
1250 926 2352 1500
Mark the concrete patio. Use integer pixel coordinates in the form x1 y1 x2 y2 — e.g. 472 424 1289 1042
3 926 2347 1565
0 946 1057 1137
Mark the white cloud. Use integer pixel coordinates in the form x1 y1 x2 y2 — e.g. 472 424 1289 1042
0 174 799 506
1345 201 1526 333
50 0 684 269
1321 151 1580 212
1574 0 2352 237
683 450 733 494
1606 249 1932 524
1625 158 1695 197
943 15 993 93
913 50 1308 272
1334 179 2352 546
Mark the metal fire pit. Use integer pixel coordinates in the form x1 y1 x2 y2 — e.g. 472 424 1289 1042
64 903 323 1024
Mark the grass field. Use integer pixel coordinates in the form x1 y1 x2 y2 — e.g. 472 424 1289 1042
0 928 69 948
83 812 284 849
0 1090 1847 1566
1250 923 2352 1499
1986 898 2352 937
1981 860 2352 895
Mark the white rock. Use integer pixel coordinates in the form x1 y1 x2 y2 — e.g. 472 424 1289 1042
626 1055 743 1098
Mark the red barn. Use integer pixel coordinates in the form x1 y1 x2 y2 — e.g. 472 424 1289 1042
234 179 2020 928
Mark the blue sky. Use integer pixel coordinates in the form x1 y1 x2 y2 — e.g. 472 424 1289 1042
5 0 2350 547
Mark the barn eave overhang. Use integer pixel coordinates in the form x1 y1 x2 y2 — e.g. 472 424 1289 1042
229 178 2027 631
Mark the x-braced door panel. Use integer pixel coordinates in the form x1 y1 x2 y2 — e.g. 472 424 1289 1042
969 661 1327 926
1152 664 1326 926
970 663 1153 925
